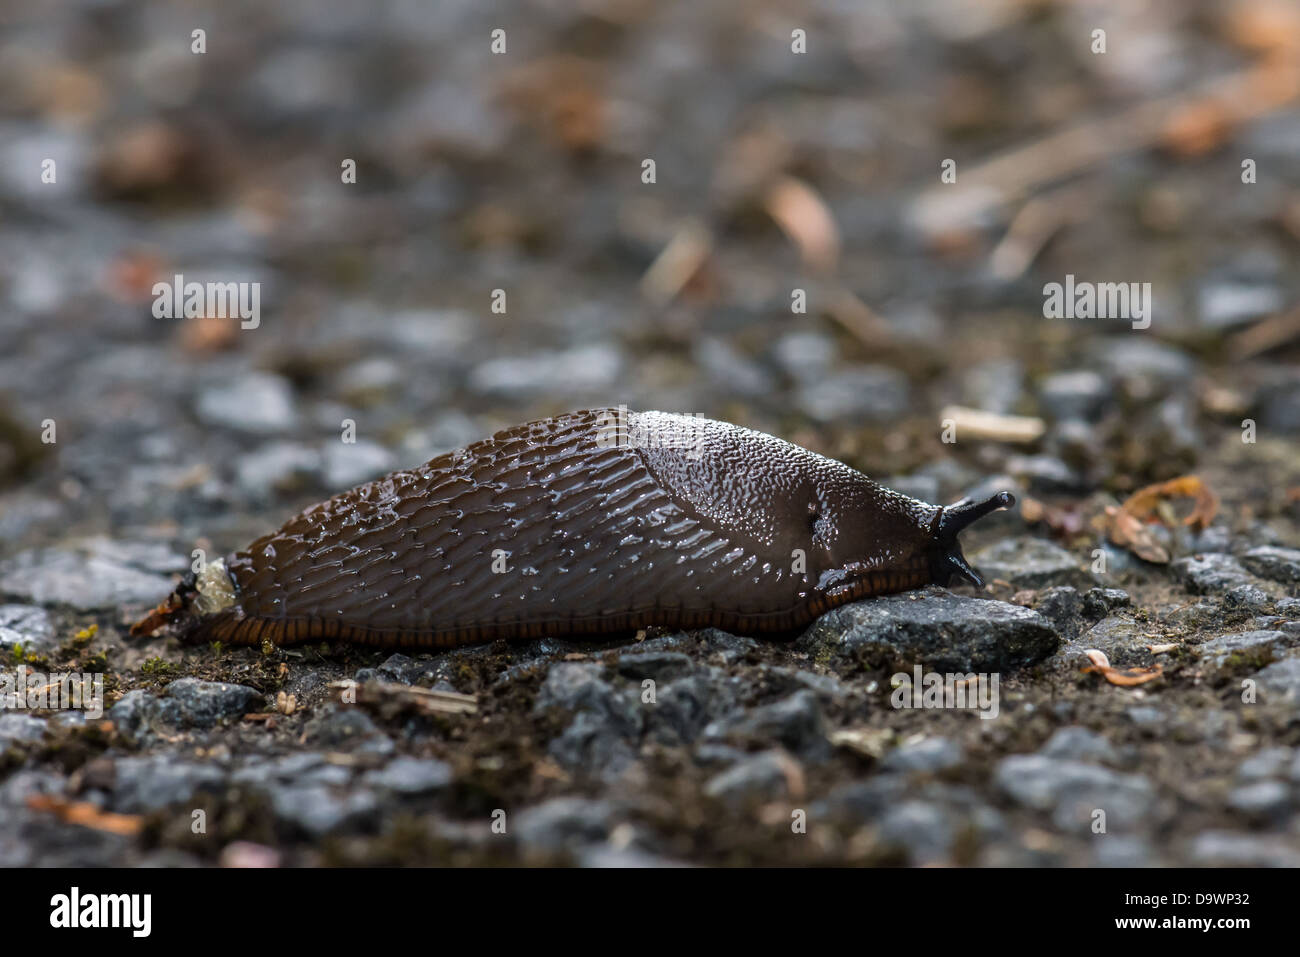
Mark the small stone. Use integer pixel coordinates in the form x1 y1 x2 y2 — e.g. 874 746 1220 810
1236 747 1294 780
797 588 1059 673
1082 588 1131 618
693 338 773 397
271 784 379 837
705 690 827 760
196 371 299 434
469 344 623 398
1223 584 1271 610
0 713 46 743
304 708 393 753
108 756 226 813
1003 455 1087 495
650 673 726 745
970 537 1095 590
1256 658 1300 701
1197 282 1283 329
771 332 834 383
877 800 955 865
704 751 796 803
107 690 182 745
961 358 1024 415
615 652 694 683
377 653 434 684
881 736 964 773
578 847 688 868
1241 546 1300 583
994 754 1154 831
1033 587 1084 641
235 442 320 499
1189 525 1235 553
0 548 174 610
1126 706 1164 729
784 669 850 700
1225 780 1290 819
0 604 57 655
1190 831 1300 867
162 678 263 729
537 663 641 775
1259 377 1300 434
364 757 453 795
1087 339 1195 390
515 798 615 853
1170 554 1259 595
231 752 328 789
1039 727 1113 763
1198 630 1290 670
321 439 397 490
1038 370 1110 423
795 366 910 423
535 662 640 732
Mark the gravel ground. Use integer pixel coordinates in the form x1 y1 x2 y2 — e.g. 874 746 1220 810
2 0 1299 866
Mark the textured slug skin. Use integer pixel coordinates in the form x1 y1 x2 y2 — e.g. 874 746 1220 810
182 409 960 649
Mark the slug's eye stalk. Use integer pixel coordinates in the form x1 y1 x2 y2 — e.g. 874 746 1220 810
928 491 1017 588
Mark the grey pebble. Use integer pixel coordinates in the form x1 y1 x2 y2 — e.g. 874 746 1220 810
704 751 796 803
364 757 453 795
1039 726 1112 763
995 754 1155 831
0 604 58 655
881 736 964 773
797 588 1059 673
163 678 264 729
970 537 1095 590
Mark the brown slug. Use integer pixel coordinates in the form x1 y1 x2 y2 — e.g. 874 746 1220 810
131 408 1014 649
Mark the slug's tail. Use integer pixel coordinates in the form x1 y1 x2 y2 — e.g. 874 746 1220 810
929 491 1016 588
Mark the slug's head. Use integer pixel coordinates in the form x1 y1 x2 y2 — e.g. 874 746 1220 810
927 491 1016 588
130 558 239 641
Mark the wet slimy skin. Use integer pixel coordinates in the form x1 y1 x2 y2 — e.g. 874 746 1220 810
131 409 1014 649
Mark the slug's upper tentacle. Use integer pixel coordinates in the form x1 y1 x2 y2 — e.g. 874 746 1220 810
928 491 1017 588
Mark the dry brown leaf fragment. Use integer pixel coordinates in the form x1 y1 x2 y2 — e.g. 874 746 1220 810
1105 504 1170 564
762 175 840 274
26 794 143 836
1121 475 1219 529
1161 98 1234 156
1106 475 1220 563
1080 662 1164 687
639 219 713 306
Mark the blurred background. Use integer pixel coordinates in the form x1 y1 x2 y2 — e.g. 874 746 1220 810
1 0 1298 562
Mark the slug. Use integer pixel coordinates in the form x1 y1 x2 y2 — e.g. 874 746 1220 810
131 408 1014 650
